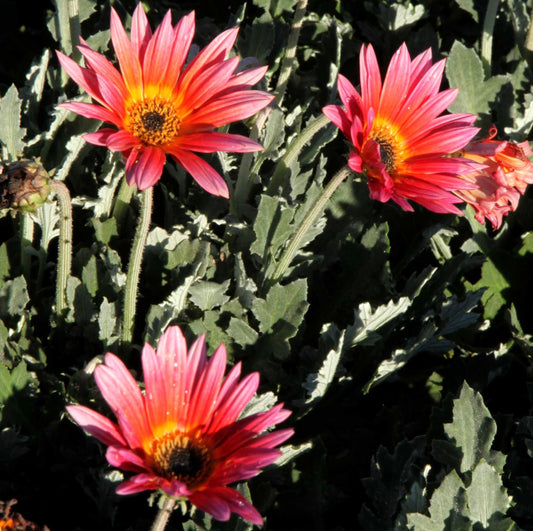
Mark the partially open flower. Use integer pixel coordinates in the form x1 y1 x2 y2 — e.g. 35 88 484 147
454 126 533 229
67 326 293 525
0 160 51 213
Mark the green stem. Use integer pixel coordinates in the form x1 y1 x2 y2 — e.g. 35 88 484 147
20 213 34 281
50 181 72 317
121 187 153 346
112 177 134 227
150 497 177 531
525 5 533 61
481 0 499 76
230 0 309 214
267 113 332 194
269 164 352 283
274 0 308 108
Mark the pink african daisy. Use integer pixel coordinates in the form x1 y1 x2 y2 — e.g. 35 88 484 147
323 43 481 214
56 4 273 196
67 326 293 525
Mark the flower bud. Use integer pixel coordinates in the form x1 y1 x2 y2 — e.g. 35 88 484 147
0 159 51 213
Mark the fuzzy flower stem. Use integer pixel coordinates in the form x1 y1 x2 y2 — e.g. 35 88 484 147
267 113 332 194
231 0 308 214
20 213 34 281
150 497 177 531
50 180 72 317
274 0 308 107
112 177 134 226
270 164 352 284
481 0 499 76
121 187 153 345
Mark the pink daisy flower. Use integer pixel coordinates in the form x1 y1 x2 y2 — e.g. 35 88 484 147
67 326 293 525
56 4 273 196
323 43 481 214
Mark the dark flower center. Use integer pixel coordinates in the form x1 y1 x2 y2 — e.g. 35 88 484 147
150 432 213 488
167 445 206 479
142 111 165 132
378 139 395 171
126 98 181 146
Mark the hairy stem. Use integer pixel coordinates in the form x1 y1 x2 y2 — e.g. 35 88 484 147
231 0 309 213
20 213 34 281
270 164 352 284
274 0 308 107
50 180 73 318
150 497 177 531
121 187 153 346
481 0 499 76
112 177 134 227
267 113 332 194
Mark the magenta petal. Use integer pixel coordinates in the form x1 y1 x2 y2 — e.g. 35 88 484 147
125 146 166 189
106 446 149 473
66 405 127 447
115 473 161 495
169 148 229 197
176 132 263 153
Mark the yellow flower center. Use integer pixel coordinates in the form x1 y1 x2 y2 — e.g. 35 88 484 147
125 98 181 146
149 431 214 489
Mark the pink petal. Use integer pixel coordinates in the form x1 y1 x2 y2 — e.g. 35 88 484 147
77 39 127 97
186 90 274 128
323 104 352 139
105 129 140 152
176 132 263 153
191 487 263 525
222 65 268 91
94 353 151 449
110 8 142 99
116 473 161 495
83 128 116 146
169 148 229 197
130 3 152 61
125 146 166 189
163 12 196 89
58 101 121 126
180 27 239 89
106 446 149 472
142 11 174 86
141 342 167 433
66 404 127 447
188 343 227 429
156 326 188 424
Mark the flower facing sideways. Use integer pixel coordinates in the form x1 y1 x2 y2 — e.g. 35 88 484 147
56 4 273 196
454 126 533 229
67 326 293 525
323 43 481 214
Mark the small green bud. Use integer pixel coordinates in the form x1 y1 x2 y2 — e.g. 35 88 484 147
0 159 51 213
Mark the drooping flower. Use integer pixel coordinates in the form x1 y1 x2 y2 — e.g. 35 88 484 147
453 126 533 229
56 5 273 196
323 43 481 214
67 326 293 525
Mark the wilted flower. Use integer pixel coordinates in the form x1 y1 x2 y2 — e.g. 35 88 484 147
323 43 481 214
0 160 51 213
56 4 273 196
0 499 49 531
454 126 533 229
67 326 293 525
